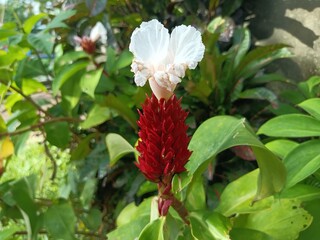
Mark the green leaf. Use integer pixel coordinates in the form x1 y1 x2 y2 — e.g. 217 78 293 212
55 51 88 69
230 228 273 240
80 178 97 209
115 50 133 70
106 133 135 166
83 208 102 231
52 60 88 95
239 87 278 107
0 224 21 240
233 199 312 240
299 200 320 240
108 215 150 240
138 217 165 240
258 114 320 137
216 170 274 216
284 140 320 188
44 202 76 240
44 121 70 148
265 139 299 159
23 13 47 34
22 78 47 95
233 27 250 68
46 10 76 30
236 44 291 79
80 68 103 98
187 116 286 201
80 104 111 129
281 184 320 202
96 94 138 130
298 98 320 120
116 197 152 227
60 71 83 112
0 29 18 40
86 0 107 16
298 76 320 98
27 33 54 56
185 175 206 211
189 212 216 239
206 212 232 240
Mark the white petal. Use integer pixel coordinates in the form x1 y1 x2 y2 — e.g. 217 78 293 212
129 19 169 65
149 78 174 100
134 71 148 87
90 22 107 44
168 73 181 85
168 25 205 69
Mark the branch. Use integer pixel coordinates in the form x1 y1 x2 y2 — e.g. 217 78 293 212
0 117 81 138
0 79 51 117
40 126 57 180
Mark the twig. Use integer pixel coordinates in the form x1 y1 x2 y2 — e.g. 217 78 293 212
40 125 57 180
0 79 51 117
92 59 109 77
0 117 81 138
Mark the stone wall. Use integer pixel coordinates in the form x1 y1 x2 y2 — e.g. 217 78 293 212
245 0 320 81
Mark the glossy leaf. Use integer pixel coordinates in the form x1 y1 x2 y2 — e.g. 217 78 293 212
105 133 135 166
52 60 88 95
28 33 54 56
185 175 206 211
284 140 320 188
187 116 286 201
265 139 299 159
80 104 111 129
298 98 320 120
23 13 47 34
258 114 320 137
299 200 320 240
22 78 47 95
55 51 88 69
216 170 274 216
190 212 216 239
206 212 232 240
60 72 83 112
239 87 278 107
233 199 312 240
80 68 103 98
44 202 76 240
281 184 320 202
138 217 165 240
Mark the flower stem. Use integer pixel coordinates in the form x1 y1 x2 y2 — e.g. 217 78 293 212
171 195 190 225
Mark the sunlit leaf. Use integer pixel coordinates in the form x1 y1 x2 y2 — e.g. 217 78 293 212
284 140 320 188
298 98 320 120
187 116 286 201
233 199 312 240
258 114 320 137
80 68 103 98
265 139 299 159
105 133 135 166
23 13 47 34
138 217 165 240
80 104 111 129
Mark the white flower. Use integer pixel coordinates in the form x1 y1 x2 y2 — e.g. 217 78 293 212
74 22 107 54
129 19 205 100
90 22 107 45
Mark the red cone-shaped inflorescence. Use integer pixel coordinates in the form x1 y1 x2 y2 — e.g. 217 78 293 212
136 94 192 183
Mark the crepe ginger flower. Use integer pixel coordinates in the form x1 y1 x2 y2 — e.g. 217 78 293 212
136 94 191 219
74 22 107 54
129 19 205 100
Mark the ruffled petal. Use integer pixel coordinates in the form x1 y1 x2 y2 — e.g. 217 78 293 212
129 20 170 65
90 22 107 44
168 25 205 69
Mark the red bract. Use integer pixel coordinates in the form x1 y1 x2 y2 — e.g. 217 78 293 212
136 94 191 183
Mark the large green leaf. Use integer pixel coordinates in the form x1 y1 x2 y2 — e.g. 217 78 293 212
239 87 278 107
205 212 232 240
265 139 299 159
44 202 76 240
258 114 320 137
0 224 22 240
23 13 47 34
187 116 286 201
233 199 312 240
80 68 103 98
298 98 320 120
105 133 136 166
185 175 206 211
216 170 274 216
281 184 320 202
52 60 88 95
284 140 320 188
299 200 320 240
138 217 165 240
27 33 54 56
298 76 320 98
